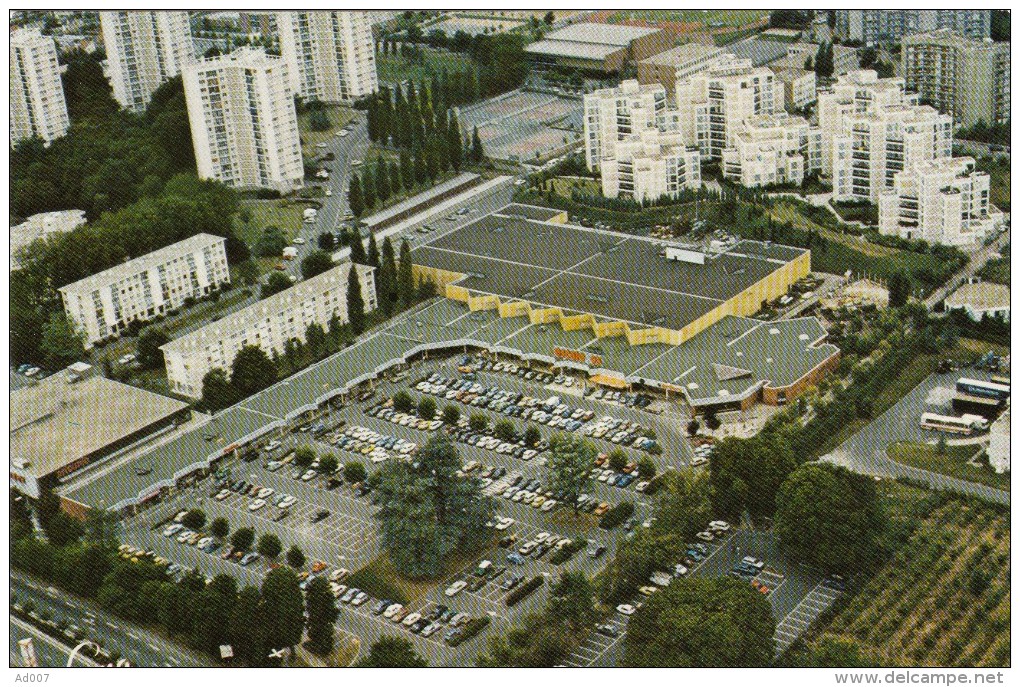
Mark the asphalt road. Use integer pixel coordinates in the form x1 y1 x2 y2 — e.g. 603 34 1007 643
822 369 1009 505
10 571 213 668
10 616 96 668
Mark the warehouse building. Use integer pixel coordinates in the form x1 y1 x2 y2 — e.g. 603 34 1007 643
161 262 377 398
59 234 230 348
525 23 671 74
11 363 190 501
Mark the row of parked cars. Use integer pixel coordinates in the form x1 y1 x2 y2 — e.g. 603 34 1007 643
160 520 260 567
15 363 47 379
364 403 444 433
333 581 476 643
581 416 657 451
324 424 419 464
584 387 655 411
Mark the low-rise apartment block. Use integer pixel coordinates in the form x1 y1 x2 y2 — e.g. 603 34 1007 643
902 29 1010 127
675 58 779 160
600 127 701 202
583 80 668 171
183 48 304 193
878 157 1000 246
722 113 821 188
59 234 230 348
161 262 376 398
10 28 70 147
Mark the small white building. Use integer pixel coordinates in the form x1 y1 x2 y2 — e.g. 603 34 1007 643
987 408 1009 474
600 127 701 202
944 282 1010 322
878 156 1001 246
722 113 821 188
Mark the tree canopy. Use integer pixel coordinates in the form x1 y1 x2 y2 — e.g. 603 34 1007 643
355 636 429 667
709 432 797 523
545 433 596 512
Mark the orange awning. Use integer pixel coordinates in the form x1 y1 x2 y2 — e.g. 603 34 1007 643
590 374 628 389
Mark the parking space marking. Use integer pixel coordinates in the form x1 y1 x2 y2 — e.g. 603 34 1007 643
774 581 842 654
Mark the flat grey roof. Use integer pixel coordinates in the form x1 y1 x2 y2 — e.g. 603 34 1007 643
526 39 626 61
362 172 480 228
411 206 806 331
496 203 566 222
638 43 723 67
12 375 189 479
62 295 836 510
543 22 661 45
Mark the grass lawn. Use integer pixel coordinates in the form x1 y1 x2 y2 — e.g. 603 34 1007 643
549 176 601 197
608 10 768 27
237 199 314 243
977 257 1009 286
768 202 897 258
976 157 1010 212
800 497 1010 666
344 547 495 606
376 50 475 87
298 105 356 158
887 441 1009 492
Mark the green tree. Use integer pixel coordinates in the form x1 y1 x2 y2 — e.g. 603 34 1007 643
355 636 429 667
888 270 911 307
305 576 338 655
346 266 366 336
231 527 255 551
375 157 391 202
319 453 339 475
544 11 555 24
774 463 887 574
344 461 367 484
637 456 657 479
255 226 288 258
305 322 327 359
300 250 334 280
229 586 268 665
257 533 283 559
348 173 364 218
158 582 194 637
137 327 170 369
814 41 834 78
470 126 484 162
286 546 306 569
261 271 292 299
710 433 796 523
209 517 230 539
704 409 721 430
524 424 541 447
381 237 399 312
40 312 85 369
367 233 381 270
442 404 461 425
308 108 331 132
347 230 368 265
469 413 489 432
545 434 596 512
623 577 774 667
181 509 206 530
192 576 237 655
418 395 437 420
399 149 414 193
392 390 415 413
294 445 316 468
261 567 304 652
493 419 517 442
397 239 414 308
547 571 597 632
362 167 376 209
607 449 628 472
201 368 236 412
230 345 276 398
373 434 495 577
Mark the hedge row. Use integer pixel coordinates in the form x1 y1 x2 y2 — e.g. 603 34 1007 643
549 538 588 565
448 616 491 647
504 575 545 606
599 501 635 530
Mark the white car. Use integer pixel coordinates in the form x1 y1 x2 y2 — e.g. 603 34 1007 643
215 489 231 501
325 188 333 197
257 487 274 499
709 520 731 532
163 523 183 537
278 496 297 509
494 517 515 531
249 499 267 512
402 612 422 627
616 604 637 615
292 237 306 245
301 470 317 481
383 603 403 619
541 499 557 512
329 568 350 582
534 532 551 543
196 537 213 549
690 456 708 467
695 531 714 542
330 583 348 598
351 592 368 606
176 530 194 543
445 580 468 597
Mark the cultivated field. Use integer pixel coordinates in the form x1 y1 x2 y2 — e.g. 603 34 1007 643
811 498 1010 667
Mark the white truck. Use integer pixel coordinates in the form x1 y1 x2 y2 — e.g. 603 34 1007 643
282 247 298 260
303 208 318 223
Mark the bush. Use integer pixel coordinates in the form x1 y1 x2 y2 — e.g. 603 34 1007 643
607 449 628 472
505 576 545 607
345 461 367 483
442 404 461 425
469 414 489 432
637 456 657 479
548 538 587 565
418 396 437 420
449 616 491 647
392 391 415 413
181 509 206 530
493 419 516 442
599 501 635 530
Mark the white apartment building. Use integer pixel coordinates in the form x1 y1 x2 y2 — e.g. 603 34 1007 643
878 157 1000 246
722 113 821 188
817 70 915 176
161 262 377 397
100 11 194 112
830 103 952 203
59 234 230 348
10 28 70 147
772 67 816 112
278 11 379 104
600 127 701 202
834 10 991 46
902 30 1010 127
183 48 304 193
674 58 779 160
583 80 668 171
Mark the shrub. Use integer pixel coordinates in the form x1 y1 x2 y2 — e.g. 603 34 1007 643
442 405 461 425
505 576 545 607
599 501 635 530
448 616 491 646
469 414 489 432
548 538 587 565
345 461 367 483
418 396 437 420
392 391 415 413
181 509 206 530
